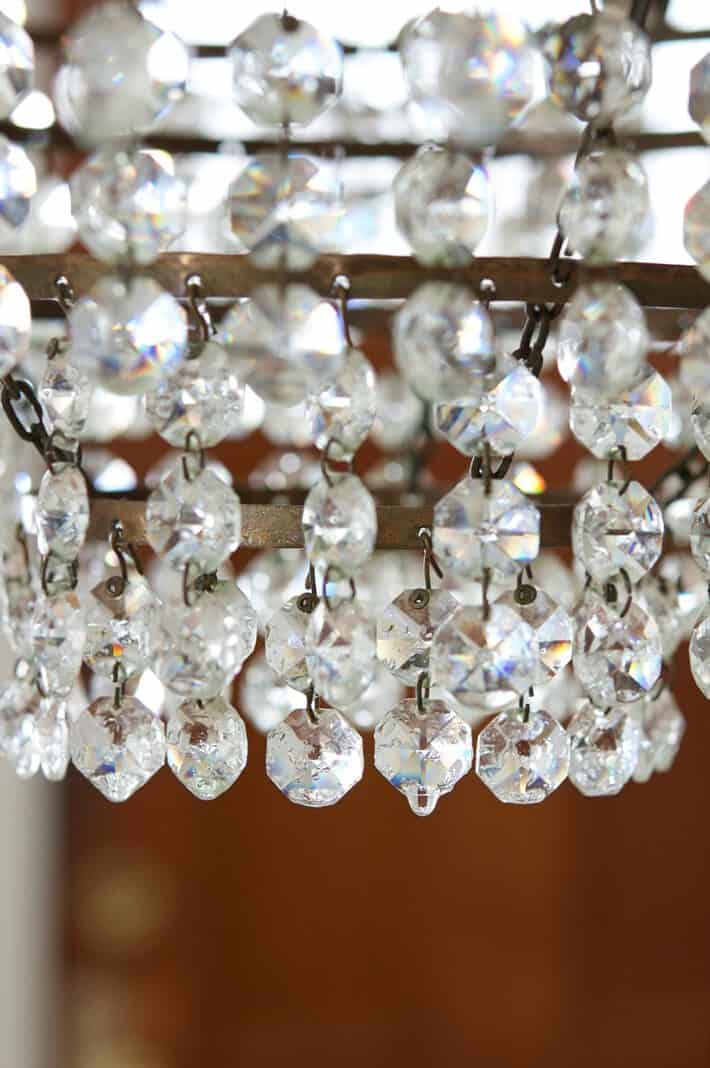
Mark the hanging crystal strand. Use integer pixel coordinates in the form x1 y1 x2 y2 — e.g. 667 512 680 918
689 467 710 702
0 16 37 262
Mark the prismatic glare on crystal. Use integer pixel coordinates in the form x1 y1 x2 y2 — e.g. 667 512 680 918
572 480 664 584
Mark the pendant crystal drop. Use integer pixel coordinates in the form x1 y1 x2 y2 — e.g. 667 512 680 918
0 264 31 377
0 133 35 231
374 697 472 816
572 480 664 583
145 462 241 573
498 588 573 685
35 465 89 562
568 701 641 797
31 590 85 698
431 603 536 709
70 695 165 802
690 498 710 575
690 52 710 143
229 12 343 127
305 599 376 707
144 340 243 448
393 283 495 402
0 12 34 119
684 179 710 283
69 274 188 395
307 349 376 461
53 3 189 146
84 574 160 680
394 145 490 266
339 663 405 732
228 153 338 270
157 581 257 700
637 575 686 659
435 365 544 457
541 10 651 122
265 706 363 807
556 283 648 395
573 594 662 707
39 349 92 438
558 148 650 262
475 708 569 804
690 612 710 698
680 309 710 398
302 474 377 576
219 283 346 406
570 366 672 461
433 477 540 582
265 595 312 693
377 587 458 685
71 144 186 266
34 697 70 782
645 689 686 773
167 696 248 801
371 372 424 451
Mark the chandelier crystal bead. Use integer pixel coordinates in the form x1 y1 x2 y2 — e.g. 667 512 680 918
31 590 85 698
572 480 664 584
167 695 248 801
0 11 34 120
689 51 710 143
39 349 92 439
265 595 313 693
689 612 710 698
307 349 376 461
475 708 570 805
556 282 648 395
265 706 364 808
305 599 376 708
683 179 710 283
83 574 161 681
0 133 36 231
70 694 165 802
35 465 89 562
573 594 662 707
568 701 641 797
434 364 544 457
569 366 672 461
498 588 573 685
302 473 377 576
377 586 458 685
0 263 31 377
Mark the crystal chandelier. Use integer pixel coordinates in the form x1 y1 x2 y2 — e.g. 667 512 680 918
0 0 707 813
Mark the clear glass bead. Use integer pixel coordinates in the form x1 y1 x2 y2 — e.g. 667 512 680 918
377 586 458 685
374 697 473 816
646 688 686 773
431 603 536 710
228 153 338 270
145 461 241 573
84 574 161 680
239 650 305 733
32 590 85 698
556 282 648 395
684 179 710 283
435 365 544 457
69 274 188 395
0 263 31 377
265 594 312 692
266 706 363 807
0 133 35 231
229 12 343 127
167 695 248 801
236 548 304 632
690 611 710 698
498 588 573 685
541 10 651 123
573 593 662 707
394 145 490 266
71 144 186 265
219 283 346 406
157 581 257 699
2 175 76 254
433 476 540 582
39 348 92 438
53 2 189 146
305 599 376 707
636 575 685 659
0 678 36 758
689 51 710 143
0 11 33 120
572 480 664 584
302 474 377 576
339 662 405 732
558 148 650 263
370 372 424 451
568 701 640 797
144 340 243 448
570 366 671 461
33 697 70 782
680 307 710 399
307 349 376 461
690 497 710 575
475 708 569 804
70 695 165 802
35 465 89 562
393 283 495 403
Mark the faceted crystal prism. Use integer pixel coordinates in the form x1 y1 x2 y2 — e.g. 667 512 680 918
431 603 536 709
84 575 160 680
644 688 686 773
689 52 710 143
53 3 188 145
266 706 363 807
0 264 31 377
70 695 165 802
0 134 36 231
36 465 89 561
690 498 710 575
71 145 186 266
371 372 424 451
573 595 662 707
433 477 540 582
302 474 377 576
690 612 710 698
167 696 248 801
559 149 650 263
69 275 188 395
684 179 710 283
229 12 343 127
39 349 92 438
219 284 345 406
393 283 495 402
0 679 36 759
265 595 312 692
680 308 710 398
0 12 34 120
557 283 648 395
32 590 85 698
572 481 664 583
377 587 458 685
305 600 376 707
394 146 490 266
570 367 672 461
228 153 338 270
568 702 641 797
33 698 70 782
541 11 651 122
145 463 241 573
637 575 686 659
307 350 376 461
144 340 243 448
435 365 544 457
374 698 473 816
498 588 573 685
475 709 569 804
340 663 405 732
